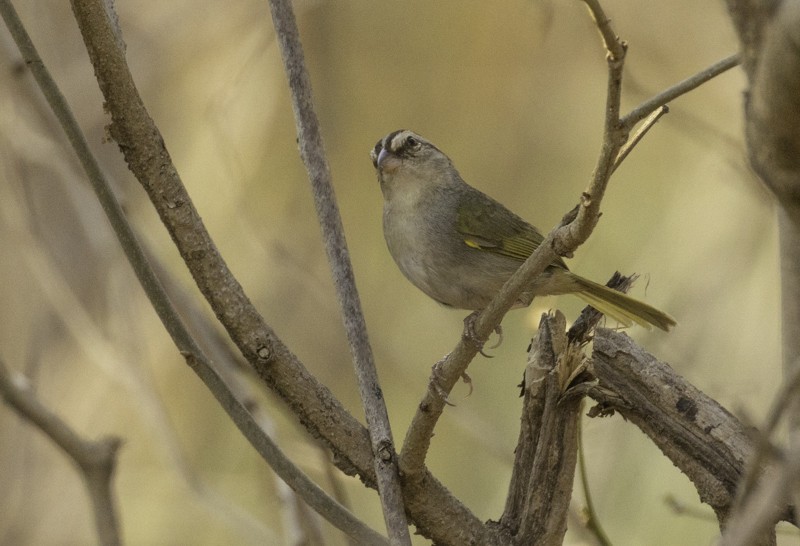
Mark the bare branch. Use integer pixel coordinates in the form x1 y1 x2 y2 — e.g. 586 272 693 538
401 0 630 477
3 0 484 542
588 329 759 525
613 106 669 173
1 2 388 542
66 0 375 488
497 312 583 543
0 359 122 546
581 0 626 61
622 54 741 131
265 1 409 542
552 1 627 260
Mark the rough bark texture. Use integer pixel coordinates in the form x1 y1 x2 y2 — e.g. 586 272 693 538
588 329 753 523
494 312 582 545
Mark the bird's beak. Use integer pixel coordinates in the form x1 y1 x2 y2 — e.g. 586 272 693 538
377 147 389 167
376 148 401 174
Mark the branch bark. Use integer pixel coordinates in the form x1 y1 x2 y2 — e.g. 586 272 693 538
584 329 797 546
265 1 409 542
0 1 391 542
50 0 483 543
586 329 755 524
496 312 583 545
399 5 630 480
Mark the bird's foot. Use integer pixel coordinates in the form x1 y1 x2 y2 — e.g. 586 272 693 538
430 355 455 406
462 311 503 357
429 356 473 406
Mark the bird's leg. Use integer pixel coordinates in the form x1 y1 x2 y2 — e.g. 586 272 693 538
462 311 503 356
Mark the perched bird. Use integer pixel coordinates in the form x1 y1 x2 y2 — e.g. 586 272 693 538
370 129 675 332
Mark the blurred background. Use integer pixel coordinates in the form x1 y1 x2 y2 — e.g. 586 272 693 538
0 1 787 544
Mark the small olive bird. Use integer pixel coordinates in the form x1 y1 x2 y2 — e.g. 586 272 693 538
370 130 675 332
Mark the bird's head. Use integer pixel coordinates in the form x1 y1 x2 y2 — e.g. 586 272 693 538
370 130 454 199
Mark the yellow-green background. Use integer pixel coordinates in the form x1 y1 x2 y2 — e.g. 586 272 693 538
0 1 787 544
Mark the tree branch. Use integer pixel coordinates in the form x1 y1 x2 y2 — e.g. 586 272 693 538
400 4 742 483
585 329 761 525
621 54 741 131
0 359 122 546
613 105 669 173
66 0 375 484
8 0 485 542
400 0 629 479
723 0 800 540
1 1 388 542
581 0 626 61
496 312 583 544
265 1 409 542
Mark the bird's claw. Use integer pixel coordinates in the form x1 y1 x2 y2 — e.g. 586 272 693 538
430 356 455 406
462 312 503 357
429 356 473 406
487 325 504 350
461 371 473 397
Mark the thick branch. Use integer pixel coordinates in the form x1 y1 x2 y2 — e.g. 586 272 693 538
45 0 484 543
0 1 392 542
586 329 758 524
724 0 800 538
496 312 583 544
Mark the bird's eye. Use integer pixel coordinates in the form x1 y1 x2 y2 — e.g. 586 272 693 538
405 136 419 150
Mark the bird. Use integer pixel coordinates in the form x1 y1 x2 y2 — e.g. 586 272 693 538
370 129 675 332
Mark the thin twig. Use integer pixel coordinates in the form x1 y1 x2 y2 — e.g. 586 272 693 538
552 5 626 258
265 1 410 543
56 0 486 543
581 0 625 60
0 359 122 546
612 105 669 173
622 54 741 131
577 417 613 546
401 0 629 476
1 2 388 543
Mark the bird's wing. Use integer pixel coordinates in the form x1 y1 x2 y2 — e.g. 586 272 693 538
455 191 568 269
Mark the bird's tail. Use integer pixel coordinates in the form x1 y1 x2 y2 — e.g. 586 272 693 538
568 273 676 332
